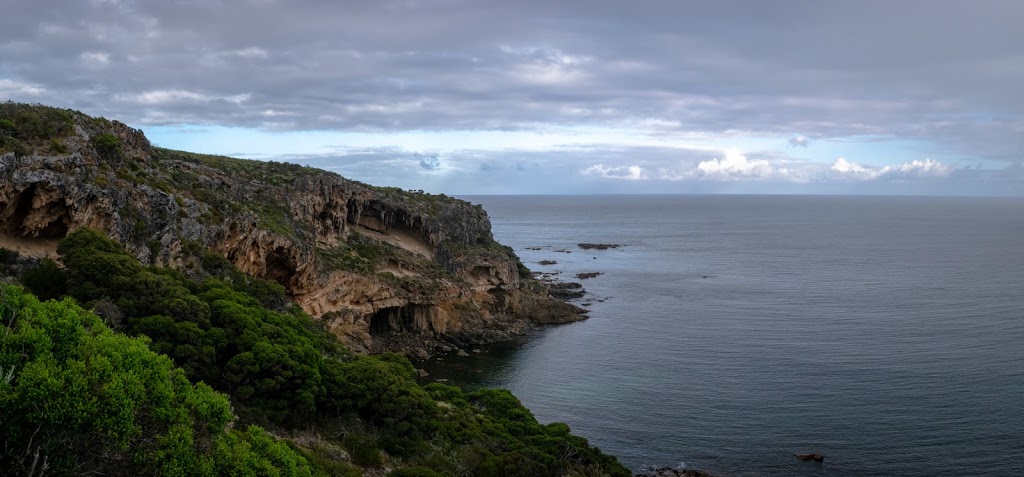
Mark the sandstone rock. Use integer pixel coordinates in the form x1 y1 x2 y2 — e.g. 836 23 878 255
0 105 590 359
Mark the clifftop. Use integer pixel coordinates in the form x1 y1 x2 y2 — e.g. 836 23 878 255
0 102 583 355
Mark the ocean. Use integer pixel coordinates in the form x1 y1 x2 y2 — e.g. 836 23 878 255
422 195 1024 476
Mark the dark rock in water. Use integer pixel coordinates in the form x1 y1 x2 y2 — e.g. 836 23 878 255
795 453 825 462
525 247 543 250
547 281 585 300
576 272 603 279
635 466 718 477
538 260 558 265
578 243 622 250
554 282 583 290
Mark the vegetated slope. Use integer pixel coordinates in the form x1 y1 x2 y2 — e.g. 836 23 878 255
0 102 583 356
1 103 629 476
1 230 629 477
0 284 319 476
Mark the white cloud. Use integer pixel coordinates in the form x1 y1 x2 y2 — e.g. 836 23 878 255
80 51 111 65
581 163 647 180
0 79 45 95
118 89 251 105
831 157 951 180
512 63 587 85
692 148 788 180
831 157 870 174
503 46 592 86
885 158 950 176
225 47 268 59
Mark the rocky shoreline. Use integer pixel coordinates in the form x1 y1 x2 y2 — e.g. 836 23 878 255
634 466 719 477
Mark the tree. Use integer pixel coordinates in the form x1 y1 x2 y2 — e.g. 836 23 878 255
0 285 313 476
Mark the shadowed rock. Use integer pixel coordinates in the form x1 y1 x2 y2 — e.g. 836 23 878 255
578 243 622 250
795 453 825 462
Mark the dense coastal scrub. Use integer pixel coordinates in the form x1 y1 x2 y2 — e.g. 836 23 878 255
0 286 313 476
1 229 629 476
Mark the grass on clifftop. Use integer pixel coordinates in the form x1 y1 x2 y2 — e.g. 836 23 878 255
0 102 75 156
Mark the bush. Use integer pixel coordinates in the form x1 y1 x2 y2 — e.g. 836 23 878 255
390 466 450 477
20 258 67 301
0 285 312 476
92 133 120 160
342 431 383 467
0 118 15 136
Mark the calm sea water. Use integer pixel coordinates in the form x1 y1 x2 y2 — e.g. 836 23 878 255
423 195 1024 477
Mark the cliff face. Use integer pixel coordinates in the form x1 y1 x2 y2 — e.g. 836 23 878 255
0 103 583 354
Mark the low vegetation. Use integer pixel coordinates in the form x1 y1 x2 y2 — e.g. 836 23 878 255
3 229 629 476
0 102 75 157
0 286 314 476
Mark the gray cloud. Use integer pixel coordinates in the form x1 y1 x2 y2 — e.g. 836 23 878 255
2 0 1022 193
417 153 442 170
788 136 811 148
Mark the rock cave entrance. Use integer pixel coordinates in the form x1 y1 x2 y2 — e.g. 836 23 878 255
2 184 71 239
264 246 295 287
369 304 431 335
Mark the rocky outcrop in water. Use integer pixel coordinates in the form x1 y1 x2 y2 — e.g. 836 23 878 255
578 243 622 250
0 103 585 355
795 453 825 462
635 467 718 477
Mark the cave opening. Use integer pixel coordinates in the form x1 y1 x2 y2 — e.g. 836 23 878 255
264 246 294 287
369 304 430 336
2 184 71 239
3 185 36 235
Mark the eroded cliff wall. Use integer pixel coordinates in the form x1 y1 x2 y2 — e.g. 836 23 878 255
0 104 583 355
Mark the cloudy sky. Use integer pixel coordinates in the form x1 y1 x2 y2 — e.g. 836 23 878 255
3 1 1023 195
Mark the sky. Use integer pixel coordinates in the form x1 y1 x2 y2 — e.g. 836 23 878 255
3 0 1023 195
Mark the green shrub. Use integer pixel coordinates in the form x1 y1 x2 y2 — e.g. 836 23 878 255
92 133 120 159
0 118 15 135
48 138 68 154
20 258 67 301
342 431 383 467
390 466 450 477
0 285 312 476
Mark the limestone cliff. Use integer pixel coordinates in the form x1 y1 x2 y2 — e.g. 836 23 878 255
0 103 584 354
